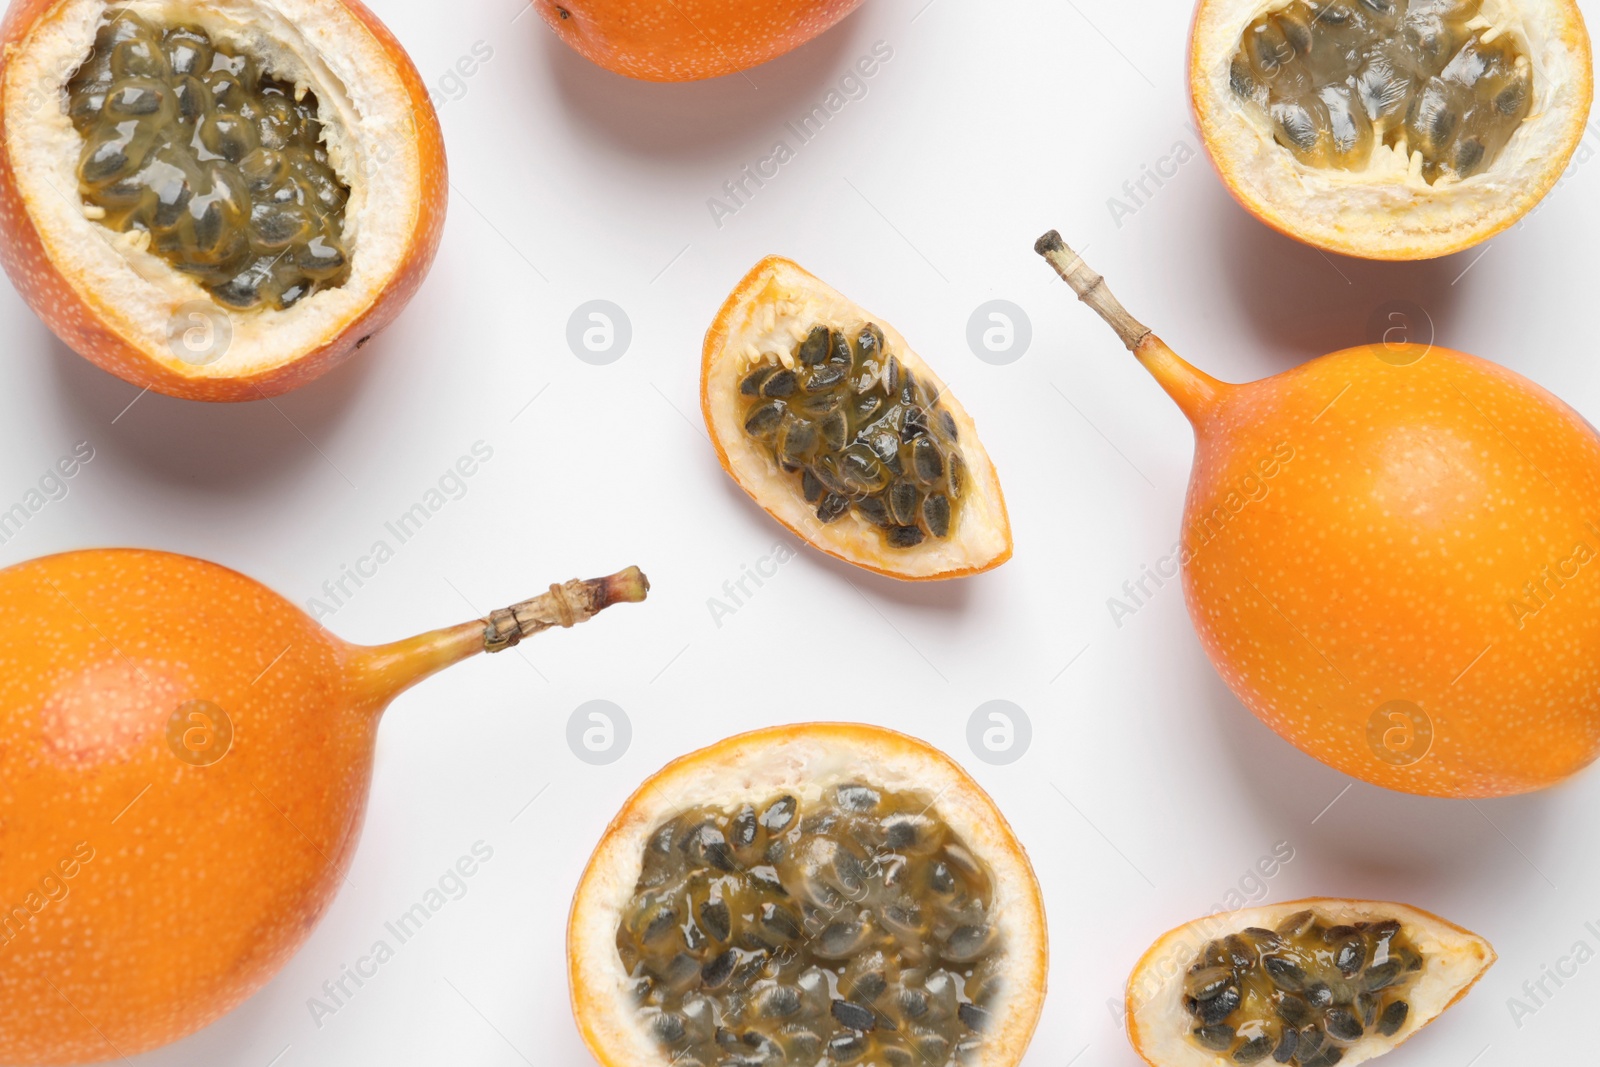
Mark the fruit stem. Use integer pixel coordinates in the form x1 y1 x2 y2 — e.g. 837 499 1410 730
1034 230 1226 421
348 567 650 705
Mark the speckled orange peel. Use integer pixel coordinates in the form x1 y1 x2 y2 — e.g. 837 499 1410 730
569 722 1048 1067
1126 899 1494 1067
1190 0 1593 260
0 0 447 401
536 0 865 82
702 256 1012 581
0 549 645 1065
1036 230 1600 798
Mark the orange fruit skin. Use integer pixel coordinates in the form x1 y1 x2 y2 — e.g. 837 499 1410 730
0 550 387 1064
536 0 866 82
0 0 448 401
1177 343 1600 797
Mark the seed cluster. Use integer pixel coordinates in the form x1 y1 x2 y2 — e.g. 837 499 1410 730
617 783 1003 1066
1231 0 1532 184
1184 910 1422 1066
741 323 966 550
65 10 352 310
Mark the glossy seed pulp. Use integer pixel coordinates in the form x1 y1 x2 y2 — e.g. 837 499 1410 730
1231 0 1532 184
617 783 1003 1066
741 323 967 550
66 9 351 310
1184 910 1423 1066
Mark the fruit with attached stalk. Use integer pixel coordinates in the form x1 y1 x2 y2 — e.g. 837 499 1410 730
0 549 646 1065
1036 230 1600 798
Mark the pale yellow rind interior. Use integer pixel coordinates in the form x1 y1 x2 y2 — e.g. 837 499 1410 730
1193 0 1593 258
3 0 422 377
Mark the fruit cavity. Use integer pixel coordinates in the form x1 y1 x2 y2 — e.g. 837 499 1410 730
67 10 350 311
1183 909 1422 1065
740 322 966 550
1232 0 1532 184
618 782 1002 1067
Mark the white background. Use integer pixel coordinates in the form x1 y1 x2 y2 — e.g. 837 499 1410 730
4 0 1600 1064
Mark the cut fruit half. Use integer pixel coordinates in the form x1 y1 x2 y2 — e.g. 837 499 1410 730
1127 899 1495 1067
1191 0 1593 259
569 723 1047 1067
0 0 447 399
702 256 1012 580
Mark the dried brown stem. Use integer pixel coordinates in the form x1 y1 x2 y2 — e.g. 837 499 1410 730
482 566 649 653
1033 231 1152 352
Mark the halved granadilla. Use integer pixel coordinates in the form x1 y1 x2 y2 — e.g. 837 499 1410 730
1127 899 1495 1067
569 723 1047 1067
701 256 1011 581
0 0 446 399
1191 0 1593 259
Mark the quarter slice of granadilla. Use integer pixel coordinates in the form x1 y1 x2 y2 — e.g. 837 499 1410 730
1127 899 1495 1067
701 256 1011 580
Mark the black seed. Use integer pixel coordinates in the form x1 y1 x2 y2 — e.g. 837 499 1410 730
1362 959 1402 991
859 325 885 363
741 365 777 395
899 989 929 1019
922 493 951 538
830 330 853 364
940 409 958 440
958 1002 989 1032
831 998 876 1032
1357 992 1377 1028
1325 1007 1363 1042
945 925 993 963
653 1011 686 1044
699 899 731 942
798 326 830 365
1223 934 1256 970
806 363 846 392
1194 1024 1235 1051
1305 982 1333 1010
836 785 880 812
948 452 967 500
801 468 824 503
761 902 802 940
760 796 796 832
1274 993 1311 1027
885 820 917 850
1270 1026 1298 1062
743 401 784 438
1263 954 1307 992
910 437 944 484
1454 138 1486 175
1188 967 1233 1001
929 862 956 895
855 495 891 526
820 410 847 451
1234 1035 1274 1064
641 904 678 943
1377 999 1408 1036
829 1033 869 1063
701 949 737 989
854 393 884 423
763 985 802 1018
901 404 929 442
888 525 925 548
680 824 735 871
1198 985 1241 1025
1276 910 1315 938
816 493 849 524
762 369 798 398
1334 936 1366 977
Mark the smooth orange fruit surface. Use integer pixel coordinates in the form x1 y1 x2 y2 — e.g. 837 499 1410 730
1038 232 1600 798
536 0 866 81
0 549 646 1065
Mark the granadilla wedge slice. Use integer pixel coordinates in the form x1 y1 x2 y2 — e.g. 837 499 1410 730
569 723 1047 1067
702 256 1011 580
1191 0 1592 259
1127 899 1495 1067
0 0 446 399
